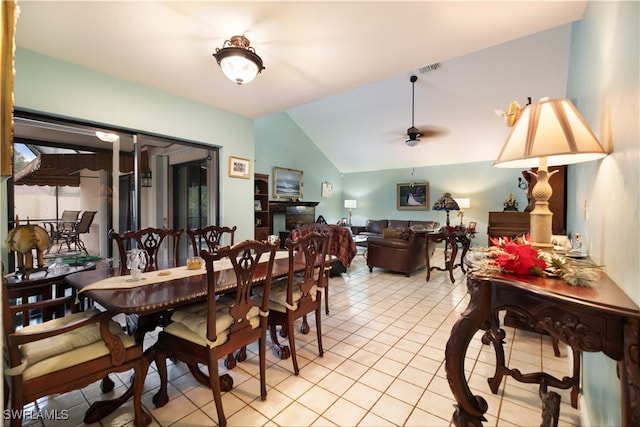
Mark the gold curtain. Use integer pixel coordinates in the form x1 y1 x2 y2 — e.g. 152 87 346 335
1 0 17 178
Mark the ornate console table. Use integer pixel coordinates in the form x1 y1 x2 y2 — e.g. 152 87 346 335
424 230 473 283
445 268 639 426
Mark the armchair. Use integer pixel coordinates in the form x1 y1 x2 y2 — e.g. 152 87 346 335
367 229 434 277
2 272 150 427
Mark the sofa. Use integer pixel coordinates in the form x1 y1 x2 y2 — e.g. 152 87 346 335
351 219 440 237
352 219 440 277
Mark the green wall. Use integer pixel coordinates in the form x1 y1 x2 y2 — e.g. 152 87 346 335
565 1 639 425
12 48 257 242
255 112 343 231
341 161 528 246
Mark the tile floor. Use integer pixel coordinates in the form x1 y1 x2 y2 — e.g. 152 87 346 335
17 249 581 426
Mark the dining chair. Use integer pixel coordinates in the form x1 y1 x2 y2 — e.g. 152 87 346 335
187 224 237 256
153 239 279 427
109 227 183 275
256 231 329 375
109 227 184 343
2 268 151 427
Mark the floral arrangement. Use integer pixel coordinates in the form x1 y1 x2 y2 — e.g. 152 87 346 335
470 235 602 287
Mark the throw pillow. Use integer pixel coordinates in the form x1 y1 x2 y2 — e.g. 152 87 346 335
401 227 412 240
382 228 403 239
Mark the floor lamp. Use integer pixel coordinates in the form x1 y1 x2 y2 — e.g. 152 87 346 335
494 97 607 249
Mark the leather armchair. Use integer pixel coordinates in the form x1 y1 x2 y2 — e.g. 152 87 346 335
366 230 435 277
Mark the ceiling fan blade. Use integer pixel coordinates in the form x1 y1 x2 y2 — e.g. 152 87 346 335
414 125 450 138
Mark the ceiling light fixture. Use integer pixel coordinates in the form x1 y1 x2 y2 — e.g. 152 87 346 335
213 35 265 85
95 131 119 143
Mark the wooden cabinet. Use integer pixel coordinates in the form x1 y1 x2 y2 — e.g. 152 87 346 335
487 212 530 245
488 165 567 245
254 173 270 240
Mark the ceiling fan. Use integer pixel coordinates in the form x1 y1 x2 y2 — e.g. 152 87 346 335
403 75 447 147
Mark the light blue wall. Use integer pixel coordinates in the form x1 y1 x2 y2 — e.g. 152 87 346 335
342 161 529 246
565 1 639 425
255 112 343 231
13 48 257 242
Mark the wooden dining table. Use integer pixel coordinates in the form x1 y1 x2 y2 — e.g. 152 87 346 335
65 251 320 316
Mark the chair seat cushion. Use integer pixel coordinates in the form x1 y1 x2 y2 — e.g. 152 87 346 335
254 277 316 313
165 297 260 347
18 309 125 366
15 309 135 380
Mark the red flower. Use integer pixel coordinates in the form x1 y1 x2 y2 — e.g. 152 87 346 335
493 239 546 276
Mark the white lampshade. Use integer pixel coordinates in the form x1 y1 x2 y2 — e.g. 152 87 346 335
494 97 606 168
493 97 607 248
344 200 357 209
454 198 470 209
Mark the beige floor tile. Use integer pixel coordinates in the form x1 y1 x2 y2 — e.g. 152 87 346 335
358 368 395 393
273 400 321 425
370 394 414 425
323 398 369 426
342 382 383 410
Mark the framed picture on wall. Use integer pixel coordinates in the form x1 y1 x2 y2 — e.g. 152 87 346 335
321 181 333 198
397 182 430 210
273 167 303 199
228 156 250 179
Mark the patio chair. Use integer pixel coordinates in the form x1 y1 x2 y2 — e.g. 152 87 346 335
62 210 97 256
45 210 80 253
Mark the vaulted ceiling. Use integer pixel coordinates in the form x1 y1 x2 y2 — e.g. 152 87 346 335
14 1 587 173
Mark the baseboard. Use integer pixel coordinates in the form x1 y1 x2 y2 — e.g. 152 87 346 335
579 394 591 426
567 345 591 426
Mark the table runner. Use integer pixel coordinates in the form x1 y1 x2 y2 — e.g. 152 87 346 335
79 251 289 293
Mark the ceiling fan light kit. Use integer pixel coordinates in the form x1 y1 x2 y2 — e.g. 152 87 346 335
213 35 265 85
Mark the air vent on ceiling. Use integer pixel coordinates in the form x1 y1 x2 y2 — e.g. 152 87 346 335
419 63 440 73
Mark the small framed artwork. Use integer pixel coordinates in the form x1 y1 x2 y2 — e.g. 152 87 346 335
468 221 477 232
228 156 250 179
321 181 333 198
273 167 303 199
397 182 430 210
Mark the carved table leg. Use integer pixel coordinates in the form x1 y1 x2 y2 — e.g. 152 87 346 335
425 239 432 282
458 235 471 274
447 236 458 283
539 381 561 427
621 320 640 426
445 276 493 426
269 323 291 359
482 311 507 394
85 357 151 426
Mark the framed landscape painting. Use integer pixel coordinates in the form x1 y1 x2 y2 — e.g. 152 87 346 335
274 167 303 199
397 182 429 210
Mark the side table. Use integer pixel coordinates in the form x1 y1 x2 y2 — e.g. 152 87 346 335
425 230 473 283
